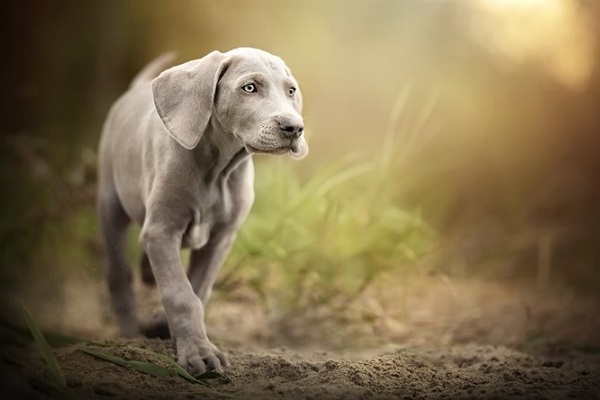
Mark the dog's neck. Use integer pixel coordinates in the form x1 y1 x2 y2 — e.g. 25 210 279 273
194 122 252 185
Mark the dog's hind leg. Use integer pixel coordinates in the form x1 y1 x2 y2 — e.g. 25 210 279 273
98 186 139 337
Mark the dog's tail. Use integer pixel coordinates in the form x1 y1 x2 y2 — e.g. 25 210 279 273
130 52 177 89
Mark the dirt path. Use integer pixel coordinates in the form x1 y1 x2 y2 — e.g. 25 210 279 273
5 273 600 399
5 338 599 400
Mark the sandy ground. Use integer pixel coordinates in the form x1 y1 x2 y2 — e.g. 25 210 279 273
2 272 600 399
3 339 600 400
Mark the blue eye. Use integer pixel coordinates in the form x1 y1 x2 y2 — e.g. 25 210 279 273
243 83 256 93
288 87 296 96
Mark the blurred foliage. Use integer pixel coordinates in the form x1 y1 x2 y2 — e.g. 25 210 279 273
2 0 600 323
220 118 436 316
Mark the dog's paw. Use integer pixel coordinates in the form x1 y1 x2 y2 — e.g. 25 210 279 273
176 337 230 376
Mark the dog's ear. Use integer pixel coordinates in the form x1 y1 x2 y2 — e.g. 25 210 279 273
152 51 228 149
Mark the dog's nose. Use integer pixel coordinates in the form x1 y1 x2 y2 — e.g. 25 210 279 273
278 116 304 140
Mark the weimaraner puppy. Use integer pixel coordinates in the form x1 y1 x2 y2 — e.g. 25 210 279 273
97 48 308 375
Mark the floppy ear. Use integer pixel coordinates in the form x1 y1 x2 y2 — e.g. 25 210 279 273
152 51 228 149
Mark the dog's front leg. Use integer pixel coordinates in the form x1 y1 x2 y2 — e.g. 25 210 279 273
141 223 228 375
188 228 237 306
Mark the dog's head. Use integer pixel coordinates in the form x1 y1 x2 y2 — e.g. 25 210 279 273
152 48 308 160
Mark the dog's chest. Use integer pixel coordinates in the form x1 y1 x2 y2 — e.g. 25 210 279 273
182 182 234 249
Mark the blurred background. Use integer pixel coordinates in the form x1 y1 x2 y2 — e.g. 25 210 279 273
1 0 599 351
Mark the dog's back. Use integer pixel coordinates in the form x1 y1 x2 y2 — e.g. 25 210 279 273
98 54 176 225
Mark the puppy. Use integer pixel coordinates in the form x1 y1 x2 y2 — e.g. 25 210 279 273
97 48 308 374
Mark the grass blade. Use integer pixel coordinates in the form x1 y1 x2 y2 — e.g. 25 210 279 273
21 305 67 387
79 347 171 379
21 304 73 398
79 347 129 368
128 360 172 379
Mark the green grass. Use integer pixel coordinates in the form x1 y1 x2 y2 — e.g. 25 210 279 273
221 158 434 315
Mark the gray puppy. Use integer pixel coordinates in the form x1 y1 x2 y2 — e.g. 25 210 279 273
97 48 308 374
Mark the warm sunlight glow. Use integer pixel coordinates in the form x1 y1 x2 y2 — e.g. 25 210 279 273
471 0 596 90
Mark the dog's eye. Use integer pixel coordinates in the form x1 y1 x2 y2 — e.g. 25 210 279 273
242 83 256 93
288 87 296 97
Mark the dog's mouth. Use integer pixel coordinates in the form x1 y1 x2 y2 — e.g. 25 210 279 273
245 138 306 156
244 144 291 155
